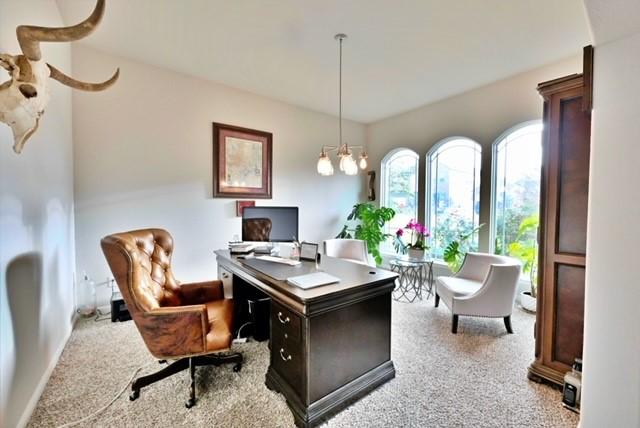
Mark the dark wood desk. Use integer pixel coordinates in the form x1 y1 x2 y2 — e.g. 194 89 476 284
215 250 397 427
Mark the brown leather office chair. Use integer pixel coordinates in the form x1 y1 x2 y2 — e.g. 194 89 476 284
242 217 272 241
100 228 242 408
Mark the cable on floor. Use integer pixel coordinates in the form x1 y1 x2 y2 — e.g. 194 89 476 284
55 362 152 428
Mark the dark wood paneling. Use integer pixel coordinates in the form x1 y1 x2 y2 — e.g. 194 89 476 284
554 264 585 365
308 293 391 402
557 97 591 255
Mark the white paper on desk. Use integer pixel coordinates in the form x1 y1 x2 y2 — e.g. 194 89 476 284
286 272 340 289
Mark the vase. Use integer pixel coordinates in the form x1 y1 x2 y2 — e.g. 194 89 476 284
520 291 537 313
408 248 426 260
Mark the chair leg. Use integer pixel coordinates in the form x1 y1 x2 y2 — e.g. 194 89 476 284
185 357 196 408
452 314 459 334
504 316 514 334
130 358 189 400
435 294 440 307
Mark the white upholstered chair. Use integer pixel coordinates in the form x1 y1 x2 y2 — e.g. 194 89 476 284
323 239 372 266
435 252 521 334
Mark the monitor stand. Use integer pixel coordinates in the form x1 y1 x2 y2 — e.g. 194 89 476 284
252 242 276 255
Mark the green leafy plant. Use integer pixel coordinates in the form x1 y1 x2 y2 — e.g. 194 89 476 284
443 224 485 273
336 203 395 265
507 214 539 297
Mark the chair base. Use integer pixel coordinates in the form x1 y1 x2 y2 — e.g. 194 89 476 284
450 315 514 334
130 352 243 408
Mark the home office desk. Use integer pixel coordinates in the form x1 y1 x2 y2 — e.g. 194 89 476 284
215 250 398 428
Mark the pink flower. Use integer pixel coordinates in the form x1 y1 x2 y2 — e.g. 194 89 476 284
406 219 417 230
396 228 404 237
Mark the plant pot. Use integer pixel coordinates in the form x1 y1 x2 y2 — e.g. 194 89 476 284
408 248 426 260
520 291 537 313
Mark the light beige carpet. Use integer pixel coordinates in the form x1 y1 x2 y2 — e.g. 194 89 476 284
28 300 579 427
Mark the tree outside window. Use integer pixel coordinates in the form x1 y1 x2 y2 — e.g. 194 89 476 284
427 139 481 259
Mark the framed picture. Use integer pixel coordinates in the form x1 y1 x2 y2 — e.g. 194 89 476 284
300 242 319 262
213 122 272 198
236 200 256 217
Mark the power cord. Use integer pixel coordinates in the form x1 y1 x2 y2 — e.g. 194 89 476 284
55 362 153 428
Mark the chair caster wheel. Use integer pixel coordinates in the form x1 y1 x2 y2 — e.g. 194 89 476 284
129 390 140 401
233 363 242 372
185 398 195 409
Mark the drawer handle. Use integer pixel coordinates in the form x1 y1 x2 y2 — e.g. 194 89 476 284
279 348 292 362
277 311 290 324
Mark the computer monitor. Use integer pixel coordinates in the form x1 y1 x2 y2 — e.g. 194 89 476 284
242 206 299 242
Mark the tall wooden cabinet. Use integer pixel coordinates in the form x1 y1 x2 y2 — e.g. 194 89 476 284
528 73 591 385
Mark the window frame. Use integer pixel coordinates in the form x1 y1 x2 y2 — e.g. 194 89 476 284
380 147 420 252
489 119 543 254
425 136 482 260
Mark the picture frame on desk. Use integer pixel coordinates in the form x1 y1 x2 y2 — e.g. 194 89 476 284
213 122 272 199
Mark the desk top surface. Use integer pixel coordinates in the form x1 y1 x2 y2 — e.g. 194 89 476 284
215 250 397 305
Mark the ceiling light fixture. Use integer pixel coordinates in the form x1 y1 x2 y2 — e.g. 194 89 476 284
317 33 368 176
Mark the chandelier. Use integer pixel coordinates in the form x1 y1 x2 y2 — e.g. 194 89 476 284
317 34 368 176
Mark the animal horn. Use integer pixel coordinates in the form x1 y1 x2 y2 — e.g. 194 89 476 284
16 0 106 61
48 64 119 91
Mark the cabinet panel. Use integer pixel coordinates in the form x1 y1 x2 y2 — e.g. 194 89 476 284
557 97 591 255
554 264 585 365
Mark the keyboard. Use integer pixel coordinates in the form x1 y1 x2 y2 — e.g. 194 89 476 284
255 255 301 266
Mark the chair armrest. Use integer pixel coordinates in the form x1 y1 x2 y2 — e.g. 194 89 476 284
180 280 224 305
137 305 208 358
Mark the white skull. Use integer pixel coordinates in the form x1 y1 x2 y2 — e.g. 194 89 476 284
0 54 51 153
0 0 118 154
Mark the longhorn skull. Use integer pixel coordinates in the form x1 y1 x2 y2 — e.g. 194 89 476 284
0 0 119 153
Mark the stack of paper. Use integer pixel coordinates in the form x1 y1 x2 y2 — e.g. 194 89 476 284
286 272 340 289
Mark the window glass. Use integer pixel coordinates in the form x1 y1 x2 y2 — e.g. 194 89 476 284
381 149 419 251
427 139 481 259
492 123 543 274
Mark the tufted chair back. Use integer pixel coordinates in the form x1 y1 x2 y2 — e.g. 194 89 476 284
101 229 183 315
242 218 272 241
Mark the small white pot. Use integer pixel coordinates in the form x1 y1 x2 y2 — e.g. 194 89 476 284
520 291 537 313
408 248 426 260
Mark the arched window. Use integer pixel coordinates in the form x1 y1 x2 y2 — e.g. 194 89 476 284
380 148 419 251
491 122 543 268
426 138 481 259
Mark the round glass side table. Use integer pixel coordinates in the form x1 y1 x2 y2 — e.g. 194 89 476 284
390 255 434 303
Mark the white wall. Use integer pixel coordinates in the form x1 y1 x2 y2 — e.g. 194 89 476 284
366 56 582 251
0 2 76 427
71 46 366 304
580 3 640 425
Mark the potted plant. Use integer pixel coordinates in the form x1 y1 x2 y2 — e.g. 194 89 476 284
507 214 539 313
393 219 430 259
443 224 485 273
336 203 395 266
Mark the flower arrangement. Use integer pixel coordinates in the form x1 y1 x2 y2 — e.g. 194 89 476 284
393 219 430 255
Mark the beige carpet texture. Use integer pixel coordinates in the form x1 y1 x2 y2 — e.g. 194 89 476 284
28 300 579 427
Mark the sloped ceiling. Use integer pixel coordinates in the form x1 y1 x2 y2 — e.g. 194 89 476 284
57 0 591 123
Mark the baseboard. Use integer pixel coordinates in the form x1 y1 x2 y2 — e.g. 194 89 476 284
16 316 76 428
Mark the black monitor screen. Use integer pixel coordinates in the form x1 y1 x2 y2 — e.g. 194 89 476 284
242 206 299 242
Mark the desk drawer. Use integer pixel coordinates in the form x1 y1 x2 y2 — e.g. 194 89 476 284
271 328 304 397
271 300 301 341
